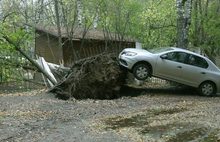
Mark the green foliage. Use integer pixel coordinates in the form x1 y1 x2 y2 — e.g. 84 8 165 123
190 0 220 56
138 0 176 48
204 2 220 48
1 0 220 56
0 22 32 52
0 1 34 82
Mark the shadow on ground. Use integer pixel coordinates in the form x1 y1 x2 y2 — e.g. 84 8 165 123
119 85 198 98
55 84 204 100
55 85 198 100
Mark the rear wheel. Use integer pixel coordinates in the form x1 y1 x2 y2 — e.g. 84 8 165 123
198 81 216 96
133 63 150 80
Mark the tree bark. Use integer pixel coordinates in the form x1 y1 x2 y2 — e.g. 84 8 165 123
54 0 63 62
193 0 199 46
77 0 83 26
176 0 192 48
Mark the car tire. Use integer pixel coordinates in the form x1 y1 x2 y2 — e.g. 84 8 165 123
198 81 216 96
133 63 150 80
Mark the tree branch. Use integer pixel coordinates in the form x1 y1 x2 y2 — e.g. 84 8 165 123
2 35 57 85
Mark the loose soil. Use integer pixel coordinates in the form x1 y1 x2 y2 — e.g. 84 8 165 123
1 87 220 142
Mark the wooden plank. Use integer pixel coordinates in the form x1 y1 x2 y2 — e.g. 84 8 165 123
95 46 99 55
82 47 86 58
89 46 92 57
99 46 102 53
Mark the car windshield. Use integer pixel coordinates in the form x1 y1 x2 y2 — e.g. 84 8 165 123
148 47 173 54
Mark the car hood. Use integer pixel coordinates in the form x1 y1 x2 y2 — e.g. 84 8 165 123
123 48 152 55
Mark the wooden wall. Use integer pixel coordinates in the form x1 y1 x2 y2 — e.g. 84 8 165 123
63 39 135 67
35 33 63 64
35 32 135 67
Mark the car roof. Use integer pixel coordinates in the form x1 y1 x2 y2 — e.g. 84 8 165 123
159 47 220 71
170 47 206 58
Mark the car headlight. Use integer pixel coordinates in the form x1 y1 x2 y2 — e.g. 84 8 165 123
123 51 137 56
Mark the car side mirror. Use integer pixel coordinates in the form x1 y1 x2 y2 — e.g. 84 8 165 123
160 54 168 60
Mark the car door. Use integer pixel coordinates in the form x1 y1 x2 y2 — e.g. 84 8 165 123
154 51 188 83
179 54 209 86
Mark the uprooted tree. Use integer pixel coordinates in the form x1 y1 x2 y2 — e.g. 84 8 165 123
3 35 127 99
50 54 127 99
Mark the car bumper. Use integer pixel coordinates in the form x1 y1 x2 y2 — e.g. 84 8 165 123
118 55 136 70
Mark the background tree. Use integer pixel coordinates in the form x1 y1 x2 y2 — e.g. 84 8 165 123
139 0 176 48
190 0 220 62
1 0 220 68
176 0 192 48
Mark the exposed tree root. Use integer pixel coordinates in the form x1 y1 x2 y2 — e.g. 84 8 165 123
50 54 127 99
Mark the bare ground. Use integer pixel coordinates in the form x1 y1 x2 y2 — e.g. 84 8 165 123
1 87 220 142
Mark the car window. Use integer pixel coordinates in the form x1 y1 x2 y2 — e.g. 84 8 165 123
187 54 209 68
149 47 173 54
166 52 188 63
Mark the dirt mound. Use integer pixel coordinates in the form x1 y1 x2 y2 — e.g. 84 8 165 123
50 54 126 99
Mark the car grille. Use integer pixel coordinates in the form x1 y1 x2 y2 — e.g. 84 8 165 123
119 59 128 66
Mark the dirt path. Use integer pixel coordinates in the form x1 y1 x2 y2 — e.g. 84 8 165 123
0 88 220 142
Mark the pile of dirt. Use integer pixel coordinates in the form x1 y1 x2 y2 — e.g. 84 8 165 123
50 54 127 99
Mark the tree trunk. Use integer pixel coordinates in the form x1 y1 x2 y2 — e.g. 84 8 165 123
3 36 57 85
198 0 204 44
54 0 63 63
193 0 199 46
77 0 83 26
176 0 192 48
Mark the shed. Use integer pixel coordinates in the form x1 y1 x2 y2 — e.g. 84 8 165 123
35 26 136 67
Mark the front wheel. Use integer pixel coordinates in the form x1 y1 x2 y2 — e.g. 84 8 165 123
198 81 216 96
133 63 150 80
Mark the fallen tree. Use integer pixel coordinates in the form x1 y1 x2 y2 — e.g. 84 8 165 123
3 36 127 100
50 54 127 99
3 35 57 85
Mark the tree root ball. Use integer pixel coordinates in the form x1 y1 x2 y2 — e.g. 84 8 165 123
50 54 127 99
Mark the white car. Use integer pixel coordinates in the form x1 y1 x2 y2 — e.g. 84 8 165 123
119 47 220 96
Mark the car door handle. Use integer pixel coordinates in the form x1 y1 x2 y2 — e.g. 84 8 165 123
177 66 182 69
201 72 206 74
